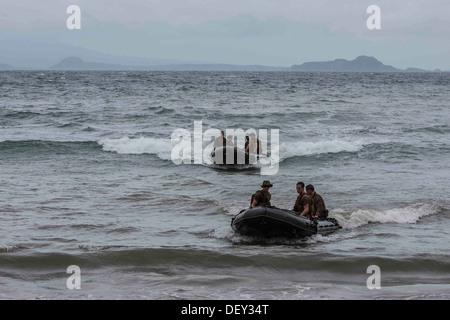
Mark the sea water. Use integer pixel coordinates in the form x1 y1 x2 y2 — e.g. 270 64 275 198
0 71 449 299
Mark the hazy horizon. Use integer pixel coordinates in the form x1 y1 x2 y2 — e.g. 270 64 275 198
1 1 449 69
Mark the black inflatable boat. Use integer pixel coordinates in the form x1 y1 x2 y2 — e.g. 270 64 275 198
210 146 257 165
231 206 342 238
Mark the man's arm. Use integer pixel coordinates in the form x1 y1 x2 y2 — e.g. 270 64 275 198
300 203 309 217
251 192 262 208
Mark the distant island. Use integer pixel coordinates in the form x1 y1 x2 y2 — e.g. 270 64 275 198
291 55 444 73
50 57 138 71
292 55 401 72
2 55 448 72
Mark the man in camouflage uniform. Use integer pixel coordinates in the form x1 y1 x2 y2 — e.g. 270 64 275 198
306 184 329 219
294 181 313 218
250 180 272 208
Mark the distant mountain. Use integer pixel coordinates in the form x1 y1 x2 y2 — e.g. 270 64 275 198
405 67 428 73
0 63 14 70
50 57 290 71
0 39 206 70
9 55 448 72
50 57 140 70
291 56 400 72
147 64 289 71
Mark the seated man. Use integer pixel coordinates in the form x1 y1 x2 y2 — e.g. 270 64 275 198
226 135 234 147
250 180 273 208
306 184 328 219
212 130 227 164
293 181 313 218
213 130 226 151
245 133 260 155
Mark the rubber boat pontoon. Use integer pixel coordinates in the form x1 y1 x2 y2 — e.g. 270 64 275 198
231 206 342 238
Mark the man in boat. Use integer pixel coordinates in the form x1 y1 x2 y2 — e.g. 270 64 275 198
306 184 329 219
226 135 234 147
213 130 226 151
212 130 227 164
245 133 260 155
250 180 272 208
294 181 313 218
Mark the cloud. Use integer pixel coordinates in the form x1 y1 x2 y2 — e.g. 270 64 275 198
2 0 450 29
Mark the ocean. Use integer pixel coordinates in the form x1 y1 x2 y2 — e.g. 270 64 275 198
0 71 449 300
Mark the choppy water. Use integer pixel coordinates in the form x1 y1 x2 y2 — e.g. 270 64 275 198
0 71 449 300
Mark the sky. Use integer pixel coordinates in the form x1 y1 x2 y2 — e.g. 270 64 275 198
1 0 449 69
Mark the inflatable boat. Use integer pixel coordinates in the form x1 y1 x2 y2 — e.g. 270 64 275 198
210 146 257 166
231 206 342 238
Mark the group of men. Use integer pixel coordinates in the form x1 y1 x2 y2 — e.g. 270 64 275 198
213 130 260 154
250 180 329 220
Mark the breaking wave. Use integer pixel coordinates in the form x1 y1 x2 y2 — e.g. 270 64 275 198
98 136 174 160
97 136 369 164
332 201 442 229
279 138 366 160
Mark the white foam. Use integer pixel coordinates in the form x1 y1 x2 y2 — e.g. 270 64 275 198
0 244 17 252
332 202 440 229
97 136 367 164
279 138 365 160
98 136 174 160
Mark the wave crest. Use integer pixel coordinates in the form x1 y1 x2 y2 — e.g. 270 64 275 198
98 136 174 160
332 201 441 229
280 139 365 159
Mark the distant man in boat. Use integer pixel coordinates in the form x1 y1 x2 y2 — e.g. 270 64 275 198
213 130 226 150
306 184 329 219
294 181 312 218
226 135 234 147
245 133 260 155
250 180 272 208
212 130 227 164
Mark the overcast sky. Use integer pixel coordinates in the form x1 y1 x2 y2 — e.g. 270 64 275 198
1 0 449 69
